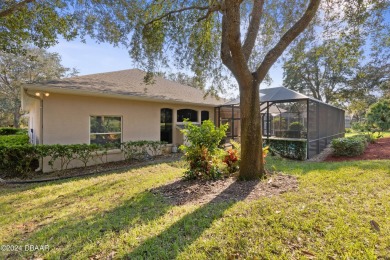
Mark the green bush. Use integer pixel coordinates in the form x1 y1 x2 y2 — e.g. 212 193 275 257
345 128 352 133
180 120 228 180
351 122 368 132
0 127 28 135
121 140 167 161
354 134 377 144
331 137 366 157
0 145 39 177
0 140 170 178
0 135 29 146
0 127 19 135
289 121 304 131
266 139 307 160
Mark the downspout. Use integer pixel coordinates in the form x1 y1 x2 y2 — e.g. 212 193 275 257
23 88 43 171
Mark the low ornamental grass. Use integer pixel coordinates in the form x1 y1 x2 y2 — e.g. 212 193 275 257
1 158 390 259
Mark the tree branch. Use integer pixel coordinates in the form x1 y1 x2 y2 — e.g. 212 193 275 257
145 5 210 26
0 0 35 18
255 0 321 82
242 0 264 61
220 15 235 73
224 0 251 82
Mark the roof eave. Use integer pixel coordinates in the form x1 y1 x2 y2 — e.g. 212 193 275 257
23 84 222 107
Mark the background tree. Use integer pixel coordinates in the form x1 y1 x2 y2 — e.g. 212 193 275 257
366 99 390 133
282 0 390 106
336 62 390 122
283 38 361 103
0 47 78 127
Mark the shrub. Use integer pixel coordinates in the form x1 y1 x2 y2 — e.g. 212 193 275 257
0 135 29 146
354 133 377 144
180 120 228 180
223 140 269 173
289 121 304 131
122 140 148 161
75 144 99 167
345 128 352 133
0 145 39 178
146 141 168 158
46 144 78 172
223 149 239 173
331 137 366 157
0 127 19 135
351 122 368 132
0 140 170 178
0 127 28 135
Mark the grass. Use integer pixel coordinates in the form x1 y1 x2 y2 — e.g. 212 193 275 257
1 158 390 259
345 131 390 138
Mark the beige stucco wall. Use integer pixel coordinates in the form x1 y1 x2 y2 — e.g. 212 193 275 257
42 93 214 145
24 92 215 172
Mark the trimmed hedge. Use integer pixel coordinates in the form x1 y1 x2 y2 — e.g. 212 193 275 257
0 127 27 135
0 135 30 146
0 145 39 177
0 140 168 178
331 136 366 157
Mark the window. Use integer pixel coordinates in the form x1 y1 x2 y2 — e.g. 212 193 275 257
160 108 173 143
90 116 121 147
201 111 210 122
177 109 198 122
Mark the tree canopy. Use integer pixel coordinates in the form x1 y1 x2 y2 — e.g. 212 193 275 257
0 47 77 127
0 0 79 53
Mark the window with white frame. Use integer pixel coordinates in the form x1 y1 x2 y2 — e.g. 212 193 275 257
90 116 121 147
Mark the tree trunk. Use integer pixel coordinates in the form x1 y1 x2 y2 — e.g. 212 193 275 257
238 80 264 180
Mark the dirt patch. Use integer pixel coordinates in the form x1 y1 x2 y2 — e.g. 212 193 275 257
325 137 390 162
151 173 298 205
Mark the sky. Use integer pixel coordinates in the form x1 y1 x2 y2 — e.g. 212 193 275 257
49 37 284 96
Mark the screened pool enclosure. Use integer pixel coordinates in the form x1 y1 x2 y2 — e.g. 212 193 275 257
215 87 345 159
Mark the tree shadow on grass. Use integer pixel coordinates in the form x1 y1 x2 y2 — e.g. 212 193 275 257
3 189 173 259
267 156 390 176
124 179 260 259
0 159 182 197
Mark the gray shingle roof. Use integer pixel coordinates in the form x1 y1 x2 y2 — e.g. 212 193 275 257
223 86 310 105
26 69 224 106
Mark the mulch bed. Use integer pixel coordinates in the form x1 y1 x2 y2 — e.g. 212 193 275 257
325 137 390 162
151 173 298 205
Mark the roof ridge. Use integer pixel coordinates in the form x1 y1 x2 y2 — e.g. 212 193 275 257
67 68 140 79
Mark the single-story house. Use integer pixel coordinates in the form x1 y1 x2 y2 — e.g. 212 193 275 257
22 69 345 171
22 69 224 171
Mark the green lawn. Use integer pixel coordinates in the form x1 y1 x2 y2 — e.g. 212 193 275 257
1 158 390 259
345 131 390 138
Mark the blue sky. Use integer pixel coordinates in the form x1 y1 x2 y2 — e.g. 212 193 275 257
49 37 284 95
